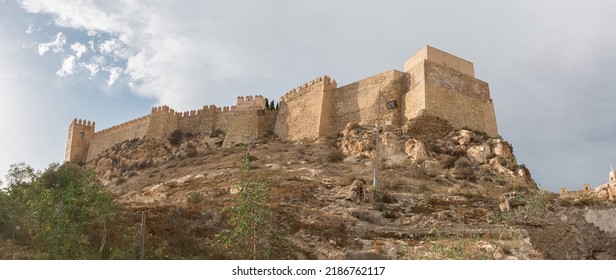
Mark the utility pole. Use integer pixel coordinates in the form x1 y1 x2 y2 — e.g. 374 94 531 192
247 98 265 169
373 87 381 191
373 83 398 191
140 211 146 260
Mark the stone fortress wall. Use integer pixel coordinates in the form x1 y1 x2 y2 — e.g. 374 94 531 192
66 46 500 163
86 115 151 161
68 98 265 163
333 70 408 133
274 76 337 140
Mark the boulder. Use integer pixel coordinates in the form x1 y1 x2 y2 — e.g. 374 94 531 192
381 132 403 157
457 130 475 146
492 140 513 158
335 180 365 203
404 139 430 162
348 180 366 203
467 143 491 164
343 156 362 164
499 192 525 212
342 138 373 158
489 157 509 174
385 154 409 167
492 140 517 166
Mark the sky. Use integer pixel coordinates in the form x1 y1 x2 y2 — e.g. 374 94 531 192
0 0 614 192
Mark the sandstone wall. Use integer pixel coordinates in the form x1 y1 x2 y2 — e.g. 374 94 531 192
222 110 277 147
145 106 179 140
214 108 234 134
274 76 336 141
86 115 150 161
403 62 426 121
333 70 407 133
177 105 218 135
404 45 475 77
423 61 498 136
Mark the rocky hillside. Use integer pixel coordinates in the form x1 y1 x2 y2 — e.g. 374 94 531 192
78 120 616 260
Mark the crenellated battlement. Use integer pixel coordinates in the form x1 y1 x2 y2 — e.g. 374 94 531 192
151 105 177 114
71 118 96 129
94 115 151 137
222 106 237 112
236 95 265 110
280 75 336 103
176 104 227 118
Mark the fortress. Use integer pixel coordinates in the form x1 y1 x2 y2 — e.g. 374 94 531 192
66 46 499 164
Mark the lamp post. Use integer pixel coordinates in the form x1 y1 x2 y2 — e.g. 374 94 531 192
373 86 398 191
246 98 265 168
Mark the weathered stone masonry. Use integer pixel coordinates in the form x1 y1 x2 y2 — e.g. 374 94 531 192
66 46 499 163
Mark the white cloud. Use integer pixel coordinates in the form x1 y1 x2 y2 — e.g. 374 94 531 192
56 55 75 76
70 42 87 58
37 32 66 55
19 0 247 109
19 0 132 39
104 66 123 86
25 23 34 34
98 38 130 59
79 56 105 77
124 50 148 81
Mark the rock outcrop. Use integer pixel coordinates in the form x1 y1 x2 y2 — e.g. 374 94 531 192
338 122 535 188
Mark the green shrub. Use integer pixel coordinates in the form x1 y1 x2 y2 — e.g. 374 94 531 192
453 158 475 181
168 130 184 146
327 150 345 163
186 192 204 205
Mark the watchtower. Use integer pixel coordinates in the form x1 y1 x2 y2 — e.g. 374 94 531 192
65 118 95 164
403 45 498 137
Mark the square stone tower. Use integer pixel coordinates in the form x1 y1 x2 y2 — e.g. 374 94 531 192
65 119 95 164
403 45 498 136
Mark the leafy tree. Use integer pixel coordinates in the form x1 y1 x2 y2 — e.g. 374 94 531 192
216 156 283 259
275 102 279 111
264 98 270 110
269 100 275 111
2 162 123 259
0 189 10 235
